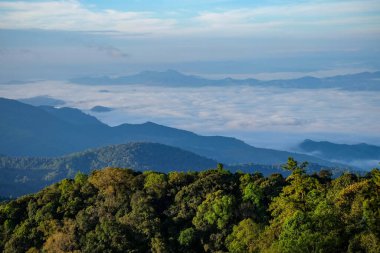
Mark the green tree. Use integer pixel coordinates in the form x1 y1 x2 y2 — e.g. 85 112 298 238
144 172 168 198
178 227 196 246
226 218 262 253
193 190 235 230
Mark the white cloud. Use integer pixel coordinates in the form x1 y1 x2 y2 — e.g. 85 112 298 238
1 81 379 136
192 1 380 37
0 1 176 36
0 0 379 38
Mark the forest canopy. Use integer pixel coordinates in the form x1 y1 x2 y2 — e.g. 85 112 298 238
0 158 379 253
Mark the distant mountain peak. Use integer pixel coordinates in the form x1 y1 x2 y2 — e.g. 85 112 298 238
69 70 380 90
298 139 380 168
143 121 159 125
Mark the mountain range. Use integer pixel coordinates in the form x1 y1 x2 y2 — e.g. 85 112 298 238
0 97 342 167
0 142 219 197
1 97 369 197
298 139 380 167
70 70 380 91
0 142 350 197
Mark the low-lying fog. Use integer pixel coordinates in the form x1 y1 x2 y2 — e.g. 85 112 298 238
1 80 379 152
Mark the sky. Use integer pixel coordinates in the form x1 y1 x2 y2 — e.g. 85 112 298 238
0 0 379 152
0 0 379 80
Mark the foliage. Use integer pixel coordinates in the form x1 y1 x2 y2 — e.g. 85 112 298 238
178 227 196 246
226 218 262 253
193 190 235 230
0 158 379 252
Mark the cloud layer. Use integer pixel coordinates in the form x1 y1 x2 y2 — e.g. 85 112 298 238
1 81 379 148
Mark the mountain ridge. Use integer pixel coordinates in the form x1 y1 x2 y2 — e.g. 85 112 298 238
298 139 380 165
69 70 380 90
0 142 353 197
0 97 348 168
0 142 218 197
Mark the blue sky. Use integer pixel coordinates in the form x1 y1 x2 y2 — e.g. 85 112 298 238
0 0 379 80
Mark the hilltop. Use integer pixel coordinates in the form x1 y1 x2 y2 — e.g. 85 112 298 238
0 142 217 197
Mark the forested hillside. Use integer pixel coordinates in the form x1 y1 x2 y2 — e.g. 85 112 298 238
0 142 351 197
0 143 217 197
1 159 378 253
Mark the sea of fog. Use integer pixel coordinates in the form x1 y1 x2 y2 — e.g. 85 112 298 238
1 80 379 151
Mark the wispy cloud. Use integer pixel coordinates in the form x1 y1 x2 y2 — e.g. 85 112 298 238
192 1 380 37
0 0 379 38
0 1 176 36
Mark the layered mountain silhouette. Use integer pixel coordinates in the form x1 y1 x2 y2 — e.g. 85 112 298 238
298 139 380 166
0 97 339 167
0 142 218 197
0 142 349 197
70 70 380 90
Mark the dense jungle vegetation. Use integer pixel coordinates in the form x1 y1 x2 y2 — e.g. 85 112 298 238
0 158 379 253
